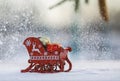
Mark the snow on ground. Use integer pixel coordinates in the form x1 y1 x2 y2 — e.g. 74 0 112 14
0 59 120 81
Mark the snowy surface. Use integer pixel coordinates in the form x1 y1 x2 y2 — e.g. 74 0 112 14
0 60 120 81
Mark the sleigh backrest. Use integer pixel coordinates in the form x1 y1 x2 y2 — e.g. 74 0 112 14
23 37 46 56
23 37 72 61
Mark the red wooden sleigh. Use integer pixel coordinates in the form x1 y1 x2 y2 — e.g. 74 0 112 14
21 37 72 73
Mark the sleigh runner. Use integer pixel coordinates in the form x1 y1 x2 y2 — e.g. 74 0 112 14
21 37 72 73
